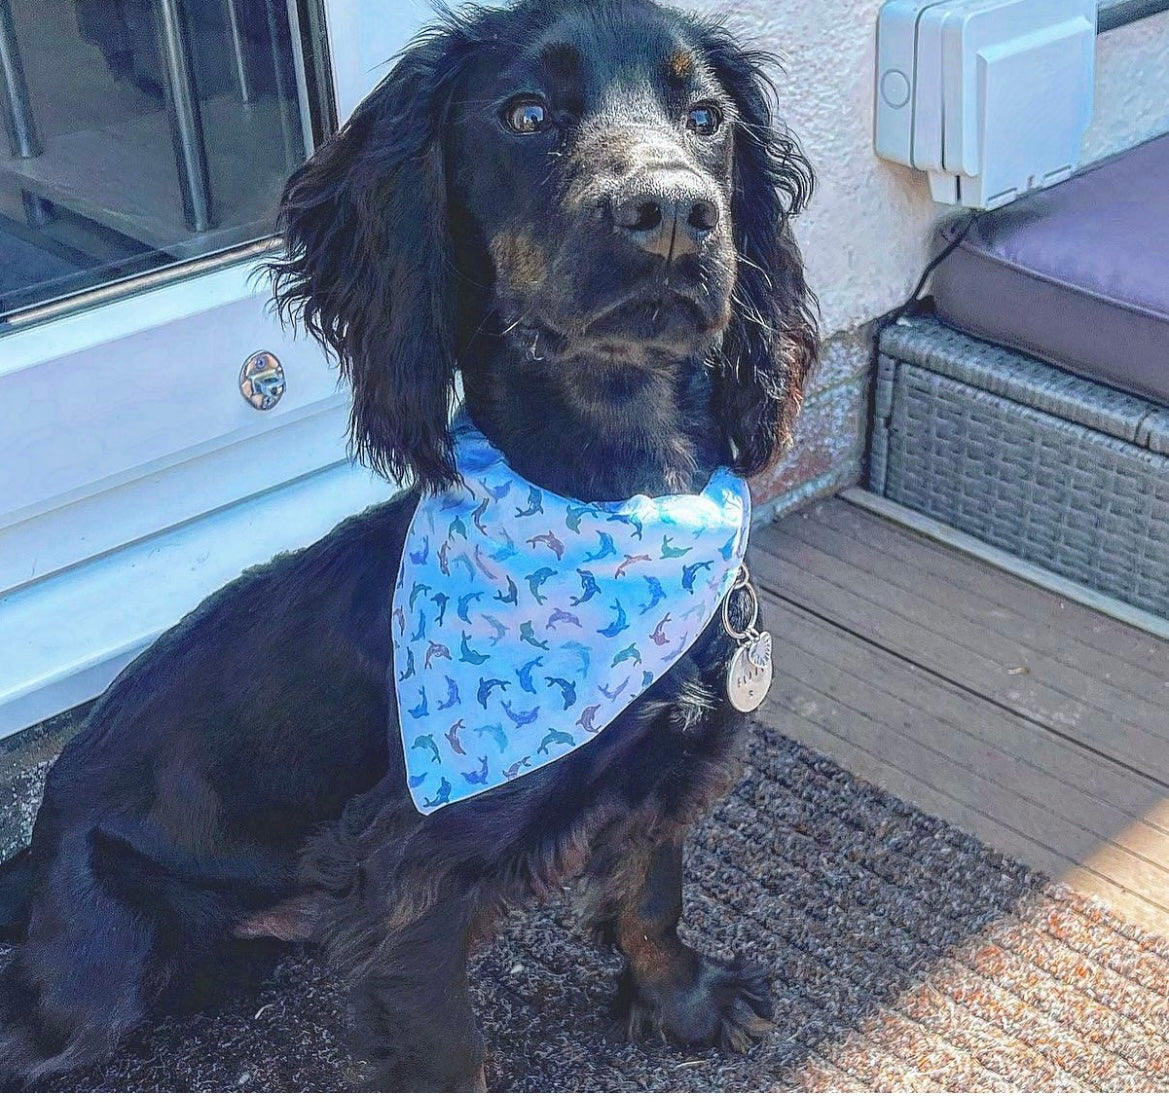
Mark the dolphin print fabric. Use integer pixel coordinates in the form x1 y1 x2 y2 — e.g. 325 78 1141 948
393 415 750 814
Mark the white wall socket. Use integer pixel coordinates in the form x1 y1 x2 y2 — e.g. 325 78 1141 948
875 0 1097 208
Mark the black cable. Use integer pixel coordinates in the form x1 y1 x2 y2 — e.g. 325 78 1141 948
865 211 977 490
887 209 978 325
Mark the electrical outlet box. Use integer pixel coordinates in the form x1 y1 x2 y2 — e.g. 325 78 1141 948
875 0 1096 208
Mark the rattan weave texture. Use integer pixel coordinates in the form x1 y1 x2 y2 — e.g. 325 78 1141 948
873 318 1169 618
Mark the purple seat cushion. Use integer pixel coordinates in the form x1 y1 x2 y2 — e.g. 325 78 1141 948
930 133 1169 407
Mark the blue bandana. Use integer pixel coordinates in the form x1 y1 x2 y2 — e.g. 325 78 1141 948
392 417 750 814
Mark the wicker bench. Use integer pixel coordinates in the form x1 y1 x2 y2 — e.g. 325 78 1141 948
871 315 1169 619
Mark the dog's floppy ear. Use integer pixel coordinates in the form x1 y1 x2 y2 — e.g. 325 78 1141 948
269 30 468 492
698 28 820 477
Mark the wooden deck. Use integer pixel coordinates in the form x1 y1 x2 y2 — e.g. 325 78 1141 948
752 497 1169 936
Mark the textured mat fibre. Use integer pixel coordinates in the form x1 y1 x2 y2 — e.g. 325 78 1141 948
8 723 1169 1091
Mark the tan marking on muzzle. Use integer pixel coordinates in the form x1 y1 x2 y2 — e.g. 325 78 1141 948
490 231 548 290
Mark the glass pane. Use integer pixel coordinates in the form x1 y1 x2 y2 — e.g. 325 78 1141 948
0 0 320 319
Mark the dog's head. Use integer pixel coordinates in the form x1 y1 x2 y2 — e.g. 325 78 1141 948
270 0 817 493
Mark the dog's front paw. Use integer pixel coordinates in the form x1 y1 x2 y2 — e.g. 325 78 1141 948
616 952 773 1053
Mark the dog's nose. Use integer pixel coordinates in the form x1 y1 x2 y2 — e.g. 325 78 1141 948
612 178 720 261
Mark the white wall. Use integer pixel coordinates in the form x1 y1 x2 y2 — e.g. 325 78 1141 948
692 1 1169 337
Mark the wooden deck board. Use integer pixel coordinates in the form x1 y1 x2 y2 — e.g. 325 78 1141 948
755 517 1169 785
764 601 1169 845
816 497 1169 685
752 497 1169 936
759 606 1169 911
799 502 1169 706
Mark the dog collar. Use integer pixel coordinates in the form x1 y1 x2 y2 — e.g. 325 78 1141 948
392 416 750 814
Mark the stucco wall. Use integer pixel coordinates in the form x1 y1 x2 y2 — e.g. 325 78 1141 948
691 1 1169 339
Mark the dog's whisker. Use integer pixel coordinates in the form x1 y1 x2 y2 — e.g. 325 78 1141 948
457 305 510 356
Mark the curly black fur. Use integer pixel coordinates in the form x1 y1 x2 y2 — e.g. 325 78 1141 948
0 0 816 1088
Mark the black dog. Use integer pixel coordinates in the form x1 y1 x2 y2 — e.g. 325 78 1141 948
0 0 816 1088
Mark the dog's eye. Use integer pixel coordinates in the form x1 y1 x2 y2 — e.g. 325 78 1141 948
686 103 723 136
503 97 551 135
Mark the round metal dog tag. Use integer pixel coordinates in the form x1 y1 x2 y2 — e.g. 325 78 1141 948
726 630 773 713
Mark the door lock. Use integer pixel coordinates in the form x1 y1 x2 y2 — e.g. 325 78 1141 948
239 351 285 410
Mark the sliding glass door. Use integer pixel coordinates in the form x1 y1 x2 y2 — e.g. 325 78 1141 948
0 0 333 318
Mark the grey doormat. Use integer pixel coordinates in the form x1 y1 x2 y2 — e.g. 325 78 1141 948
7 724 1169 1091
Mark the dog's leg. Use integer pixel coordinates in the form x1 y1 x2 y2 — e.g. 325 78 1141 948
348 896 486 1091
0 837 154 1084
598 836 773 1053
